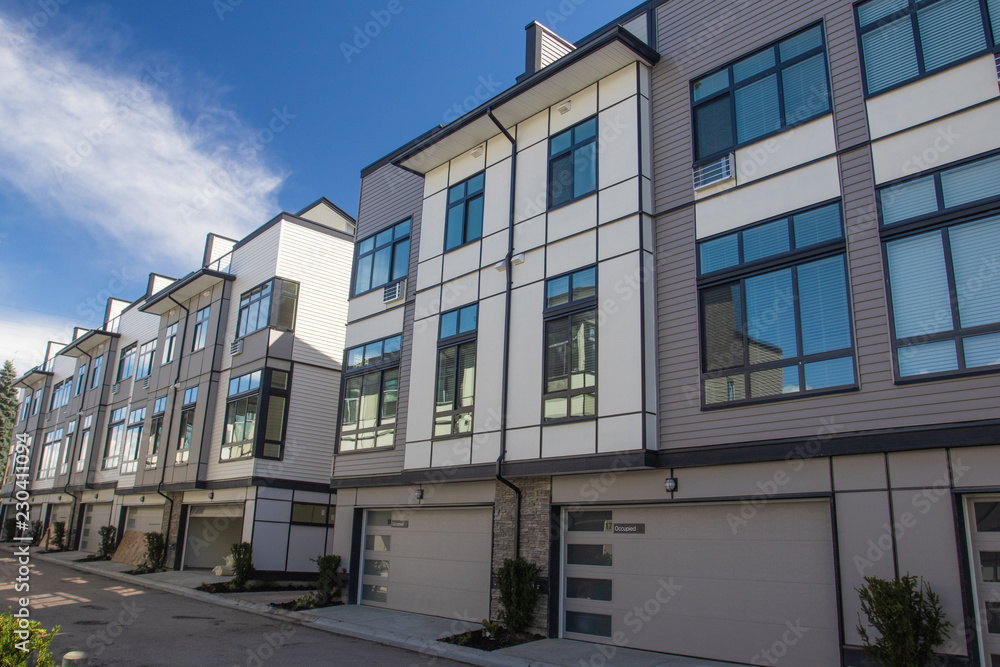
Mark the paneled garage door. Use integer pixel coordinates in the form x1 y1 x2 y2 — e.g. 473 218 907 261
79 503 113 553
125 506 163 535
563 500 840 666
361 507 492 620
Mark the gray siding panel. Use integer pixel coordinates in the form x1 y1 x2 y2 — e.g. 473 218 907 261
356 164 424 240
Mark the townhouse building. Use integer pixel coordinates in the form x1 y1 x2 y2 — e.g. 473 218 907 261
4 198 355 576
330 2 1000 666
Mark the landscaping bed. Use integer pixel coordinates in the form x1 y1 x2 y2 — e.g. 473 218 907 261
441 628 544 652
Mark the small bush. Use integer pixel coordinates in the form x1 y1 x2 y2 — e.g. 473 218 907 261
29 521 42 546
857 574 952 667
0 607 59 666
495 557 541 636
143 532 165 570
230 542 254 589
313 554 345 606
50 522 66 552
2 518 14 542
97 525 117 559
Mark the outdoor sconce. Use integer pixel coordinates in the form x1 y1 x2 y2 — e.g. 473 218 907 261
140 496 145 503
664 477 678 493
208 492 214 500
557 100 572 115
414 488 424 500
472 144 485 158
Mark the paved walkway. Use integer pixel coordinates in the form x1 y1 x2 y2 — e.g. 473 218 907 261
17 544 746 667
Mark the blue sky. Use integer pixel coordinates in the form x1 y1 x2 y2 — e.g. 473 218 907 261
0 0 642 374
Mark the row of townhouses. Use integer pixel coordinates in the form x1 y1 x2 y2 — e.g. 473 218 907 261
6 0 1000 664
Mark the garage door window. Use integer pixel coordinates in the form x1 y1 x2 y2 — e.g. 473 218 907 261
977 502 1000 531
568 510 612 532
362 585 388 603
565 611 612 637
566 577 612 601
567 544 613 566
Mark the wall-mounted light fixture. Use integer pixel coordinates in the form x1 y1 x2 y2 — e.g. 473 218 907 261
414 488 424 500
557 100 572 115
208 492 214 500
664 477 678 493
472 144 485 158
140 496 145 503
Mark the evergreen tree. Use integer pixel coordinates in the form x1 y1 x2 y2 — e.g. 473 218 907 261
0 361 18 472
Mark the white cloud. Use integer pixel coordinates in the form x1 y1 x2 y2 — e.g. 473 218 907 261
0 310 75 377
0 15 285 269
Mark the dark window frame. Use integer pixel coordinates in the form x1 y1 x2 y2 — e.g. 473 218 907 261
690 22 832 164
74 363 87 396
120 407 145 474
135 339 157 380
434 304 478 439
697 203 858 408
192 307 210 352
290 502 335 527
102 407 127 470
116 343 137 382
90 355 103 390
548 117 599 210
220 369 263 462
175 387 198 465
352 219 411 297
854 0 999 98
543 267 599 423
162 322 178 365
337 335 402 454
444 172 485 253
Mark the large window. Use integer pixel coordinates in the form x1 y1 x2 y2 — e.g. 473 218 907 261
192 307 210 352
103 407 127 469
354 219 410 296
698 202 856 406
339 336 401 452
880 153 1000 378
74 363 87 396
76 415 92 473
549 118 598 209
135 339 156 380
49 379 70 412
116 343 137 382
290 502 335 526
691 24 831 162
856 0 999 95
120 407 145 474
236 278 299 338
435 304 477 437
544 267 597 421
90 355 103 389
38 429 62 480
222 370 261 461
146 397 166 469
162 323 178 365
31 390 40 416
445 173 485 252
176 387 198 465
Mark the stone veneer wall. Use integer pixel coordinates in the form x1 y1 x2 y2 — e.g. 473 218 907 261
490 476 552 635
161 491 184 569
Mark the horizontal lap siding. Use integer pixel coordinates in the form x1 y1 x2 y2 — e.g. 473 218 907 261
356 164 423 240
652 0 1000 451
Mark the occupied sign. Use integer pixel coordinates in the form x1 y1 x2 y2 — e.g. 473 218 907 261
613 523 645 534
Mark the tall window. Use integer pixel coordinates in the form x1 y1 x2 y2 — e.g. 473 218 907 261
691 24 830 162
103 407 127 469
146 397 166 469
222 370 261 460
445 173 485 252
192 307 210 351
856 0 999 95
549 118 598 208
38 429 62 480
74 363 87 396
90 355 103 389
116 343 137 382
135 339 156 380
76 415 92 473
61 420 75 475
435 305 477 437
698 202 855 405
339 336 401 452
236 278 300 338
879 152 1000 378
544 267 597 420
176 387 198 464
49 380 70 411
31 390 40 415
18 392 29 422
162 323 178 365
261 369 291 460
120 407 145 474
354 220 410 296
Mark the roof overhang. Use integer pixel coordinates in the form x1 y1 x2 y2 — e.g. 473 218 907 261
57 330 120 359
140 268 234 316
14 368 51 390
396 26 659 175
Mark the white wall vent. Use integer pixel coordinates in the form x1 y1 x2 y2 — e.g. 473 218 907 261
383 281 405 304
111 383 120 395
142 377 150 390
230 339 244 356
693 154 734 190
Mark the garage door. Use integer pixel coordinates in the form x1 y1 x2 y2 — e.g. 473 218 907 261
183 504 244 570
563 501 839 666
361 507 492 620
79 503 113 553
125 506 162 535
966 496 1000 665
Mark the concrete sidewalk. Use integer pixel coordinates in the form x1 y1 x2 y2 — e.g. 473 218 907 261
16 544 743 667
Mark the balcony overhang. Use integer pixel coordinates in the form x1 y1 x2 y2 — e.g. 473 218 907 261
140 268 234 316
57 330 120 359
14 367 51 390
395 26 659 175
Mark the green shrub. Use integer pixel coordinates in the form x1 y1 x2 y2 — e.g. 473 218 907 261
50 522 66 552
495 557 541 635
2 518 14 542
29 521 42 546
0 607 58 666
97 525 117 559
143 532 165 571
312 554 345 606
857 574 952 667
230 542 255 589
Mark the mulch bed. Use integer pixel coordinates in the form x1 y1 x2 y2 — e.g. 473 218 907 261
196 582 314 594
441 629 544 651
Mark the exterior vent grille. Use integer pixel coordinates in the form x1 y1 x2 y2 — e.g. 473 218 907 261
383 281 405 304
693 154 734 190
111 383 120 395
142 377 150 390
996 53 999 87
230 339 244 356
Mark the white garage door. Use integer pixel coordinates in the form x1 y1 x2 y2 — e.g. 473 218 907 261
79 503 113 553
563 500 840 666
361 507 492 620
125 506 162 535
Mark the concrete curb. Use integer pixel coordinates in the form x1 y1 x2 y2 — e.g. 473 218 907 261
24 548 557 667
